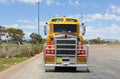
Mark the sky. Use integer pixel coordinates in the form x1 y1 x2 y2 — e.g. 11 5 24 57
0 0 120 40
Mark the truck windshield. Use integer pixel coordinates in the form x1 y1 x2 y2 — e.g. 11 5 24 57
54 24 77 33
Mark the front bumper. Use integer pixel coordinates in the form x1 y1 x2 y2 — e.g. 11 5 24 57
44 64 89 71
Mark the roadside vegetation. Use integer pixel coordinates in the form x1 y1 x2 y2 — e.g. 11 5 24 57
0 26 44 72
84 37 120 45
0 44 43 72
0 44 43 58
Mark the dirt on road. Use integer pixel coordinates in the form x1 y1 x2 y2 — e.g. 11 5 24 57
0 45 120 79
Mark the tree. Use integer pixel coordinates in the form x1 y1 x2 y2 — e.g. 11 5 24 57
6 28 25 44
0 26 5 44
89 37 102 44
30 33 42 44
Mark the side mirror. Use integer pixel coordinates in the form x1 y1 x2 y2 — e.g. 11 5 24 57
44 22 48 35
81 23 86 36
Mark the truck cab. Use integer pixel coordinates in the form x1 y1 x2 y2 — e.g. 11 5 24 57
44 16 89 71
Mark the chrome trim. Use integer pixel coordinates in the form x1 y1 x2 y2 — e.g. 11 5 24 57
55 34 77 39
44 64 89 71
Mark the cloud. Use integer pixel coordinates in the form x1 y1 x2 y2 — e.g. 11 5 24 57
0 0 62 6
4 24 37 30
85 24 120 39
18 19 37 24
69 0 80 7
18 0 42 4
45 0 62 6
66 13 120 22
85 26 104 39
21 25 37 29
74 1 80 6
83 13 120 22
17 19 47 26
69 5 120 22
0 0 42 4
108 24 120 34
45 0 52 5
108 5 120 14
0 0 61 5
19 23 44 30
0 0 15 4
4 24 19 28
18 0 35 4
0 0 7 3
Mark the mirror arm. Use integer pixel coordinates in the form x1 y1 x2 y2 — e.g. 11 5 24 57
44 22 49 35
44 25 47 35
81 23 86 36
83 25 86 35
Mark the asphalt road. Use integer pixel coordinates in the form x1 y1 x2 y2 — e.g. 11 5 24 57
0 45 120 79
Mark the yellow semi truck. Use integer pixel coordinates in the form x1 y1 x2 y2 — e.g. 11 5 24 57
43 16 89 71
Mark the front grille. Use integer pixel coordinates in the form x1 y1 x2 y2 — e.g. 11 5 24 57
57 45 76 49
56 39 77 55
57 50 75 54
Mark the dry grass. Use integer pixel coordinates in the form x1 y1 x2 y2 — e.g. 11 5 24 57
0 44 43 58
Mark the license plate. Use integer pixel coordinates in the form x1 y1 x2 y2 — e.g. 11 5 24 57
56 58 62 63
